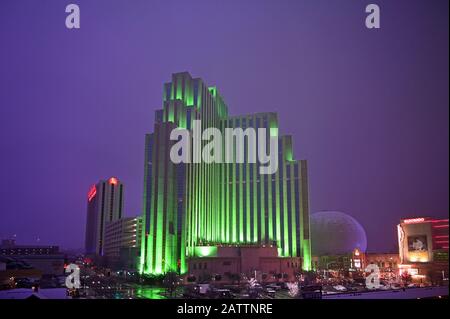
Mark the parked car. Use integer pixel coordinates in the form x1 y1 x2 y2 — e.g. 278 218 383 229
333 285 347 292
209 289 234 299
15 278 34 288
266 284 281 291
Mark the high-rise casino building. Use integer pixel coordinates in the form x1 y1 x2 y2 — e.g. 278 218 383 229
85 177 124 256
140 72 311 274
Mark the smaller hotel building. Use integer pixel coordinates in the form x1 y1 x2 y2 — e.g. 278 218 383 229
104 217 142 270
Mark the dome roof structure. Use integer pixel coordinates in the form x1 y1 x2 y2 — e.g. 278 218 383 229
310 211 367 256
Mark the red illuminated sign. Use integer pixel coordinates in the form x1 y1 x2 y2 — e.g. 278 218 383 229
87 185 97 202
403 217 425 224
109 177 118 185
431 219 449 223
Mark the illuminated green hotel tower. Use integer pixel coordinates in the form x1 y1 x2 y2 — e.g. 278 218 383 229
139 72 311 274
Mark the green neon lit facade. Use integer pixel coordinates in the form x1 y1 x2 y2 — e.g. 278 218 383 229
140 72 311 275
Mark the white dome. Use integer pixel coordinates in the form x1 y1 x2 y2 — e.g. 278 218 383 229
310 211 367 255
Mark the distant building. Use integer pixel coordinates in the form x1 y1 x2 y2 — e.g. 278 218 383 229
0 239 65 276
397 217 449 283
365 253 400 272
365 252 401 281
186 245 302 283
104 216 142 270
312 254 353 272
85 177 124 256
0 240 59 256
312 248 400 281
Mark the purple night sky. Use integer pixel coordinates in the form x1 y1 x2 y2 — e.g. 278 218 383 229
0 0 448 252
